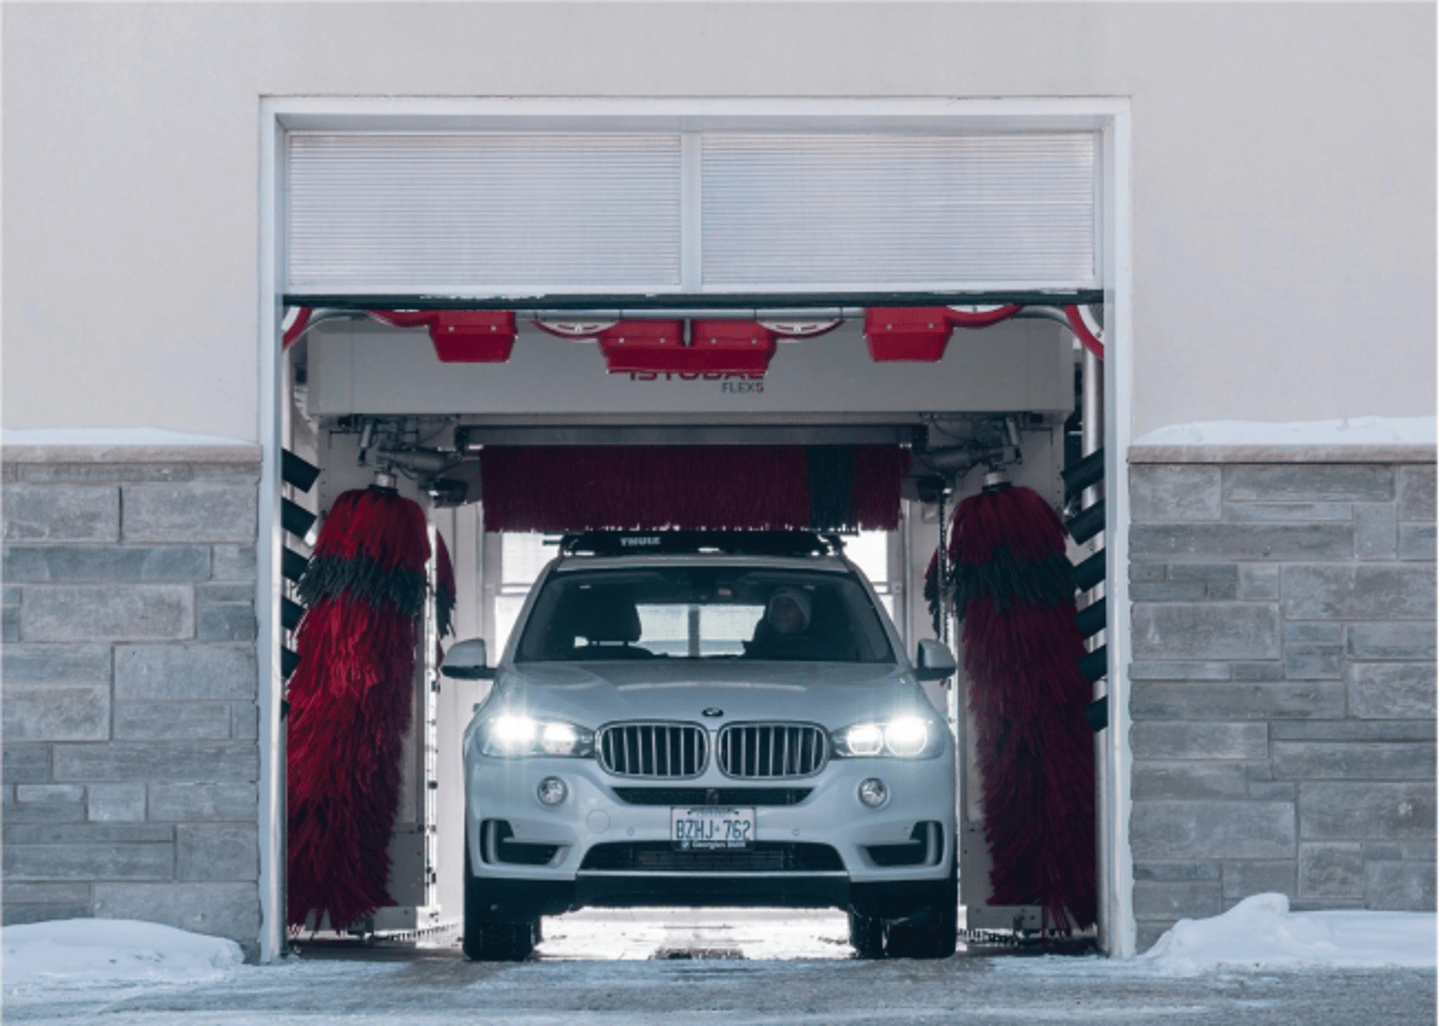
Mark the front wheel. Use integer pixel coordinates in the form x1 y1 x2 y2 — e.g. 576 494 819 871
463 847 539 962
847 909 886 959
882 869 958 959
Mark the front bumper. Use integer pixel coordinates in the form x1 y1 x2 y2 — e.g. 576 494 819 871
465 748 955 913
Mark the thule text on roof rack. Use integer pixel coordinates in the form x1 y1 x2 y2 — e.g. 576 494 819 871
558 530 845 557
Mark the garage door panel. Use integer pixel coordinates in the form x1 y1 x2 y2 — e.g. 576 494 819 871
285 130 1097 296
701 133 1097 289
286 133 683 292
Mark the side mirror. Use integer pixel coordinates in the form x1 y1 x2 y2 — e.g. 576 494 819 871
441 638 495 680
914 639 956 682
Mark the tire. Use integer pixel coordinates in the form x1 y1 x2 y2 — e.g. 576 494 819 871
881 868 958 960
463 846 538 962
847 909 886 959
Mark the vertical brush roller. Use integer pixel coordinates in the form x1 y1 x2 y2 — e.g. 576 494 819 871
923 548 943 636
286 486 431 930
948 480 1097 932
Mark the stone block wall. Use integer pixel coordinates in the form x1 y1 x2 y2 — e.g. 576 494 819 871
1 445 263 949
5 440 1432 956
1128 452 1437 950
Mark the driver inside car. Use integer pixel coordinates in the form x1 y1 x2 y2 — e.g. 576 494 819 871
744 586 841 660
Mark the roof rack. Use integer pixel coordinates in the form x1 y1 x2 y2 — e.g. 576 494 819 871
558 530 844 558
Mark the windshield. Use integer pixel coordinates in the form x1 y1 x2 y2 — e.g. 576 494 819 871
514 565 895 664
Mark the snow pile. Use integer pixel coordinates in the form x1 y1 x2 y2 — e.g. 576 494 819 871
2 426 254 447
3 919 244 986
1140 893 1437 971
1133 415 1435 447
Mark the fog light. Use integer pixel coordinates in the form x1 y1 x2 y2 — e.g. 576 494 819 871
858 778 888 808
537 777 567 805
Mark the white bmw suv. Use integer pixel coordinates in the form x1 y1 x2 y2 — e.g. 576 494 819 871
442 531 958 961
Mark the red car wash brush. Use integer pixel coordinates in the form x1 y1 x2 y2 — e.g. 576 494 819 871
948 473 1096 932
286 479 431 930
476 445 908 532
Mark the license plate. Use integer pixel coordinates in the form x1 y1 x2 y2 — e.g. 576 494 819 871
671 807 755 849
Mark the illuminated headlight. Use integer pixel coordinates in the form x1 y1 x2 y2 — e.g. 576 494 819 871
843 723 885 757
884 716 929 758
540 723 581 755
479 714 594 758
832 716 941 759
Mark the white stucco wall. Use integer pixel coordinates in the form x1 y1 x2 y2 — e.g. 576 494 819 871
4 3 1434 441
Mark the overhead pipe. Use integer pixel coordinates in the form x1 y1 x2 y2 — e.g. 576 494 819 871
283 296 1106 361
535 307 857 322
374 448 452 475
283 289 1105 313
919 443 1018 476
281 308 366 348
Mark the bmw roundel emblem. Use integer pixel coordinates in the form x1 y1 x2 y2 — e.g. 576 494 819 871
702 707 724 718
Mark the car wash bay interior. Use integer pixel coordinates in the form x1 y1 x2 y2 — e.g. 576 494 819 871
263 105 1125 953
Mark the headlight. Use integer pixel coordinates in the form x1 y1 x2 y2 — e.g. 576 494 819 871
884 716 929 757
479 714 594 758
832 715 942 759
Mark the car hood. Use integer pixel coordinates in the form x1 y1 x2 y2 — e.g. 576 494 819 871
481 660 936 731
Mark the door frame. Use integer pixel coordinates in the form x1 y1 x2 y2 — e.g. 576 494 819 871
256 96 1135 961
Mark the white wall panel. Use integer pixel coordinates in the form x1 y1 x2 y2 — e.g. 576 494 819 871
701 133 1096 290
2 4 1433 437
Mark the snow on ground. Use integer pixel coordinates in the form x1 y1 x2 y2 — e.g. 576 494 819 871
5 896 1432 990
2 918 244 986
987 894 1437 980
1137 893 1436 972
3 904 1434 1026
1132 415 1435 447
2 426 254 447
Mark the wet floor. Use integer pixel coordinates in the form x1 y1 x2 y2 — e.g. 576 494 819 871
294 908 859 962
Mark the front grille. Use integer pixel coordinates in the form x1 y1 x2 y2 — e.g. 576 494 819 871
580 842 843 873
612 787 813 807
718 723 828 779
597 722 707 778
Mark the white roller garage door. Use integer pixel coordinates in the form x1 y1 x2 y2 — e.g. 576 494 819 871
285 129 1098 297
